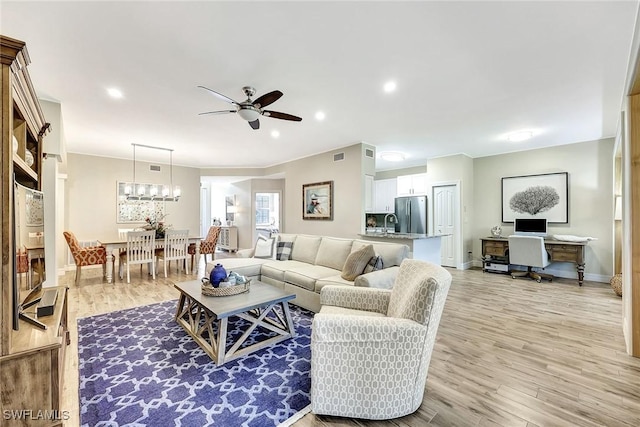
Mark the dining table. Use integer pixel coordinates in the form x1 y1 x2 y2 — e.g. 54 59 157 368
97 235 203 283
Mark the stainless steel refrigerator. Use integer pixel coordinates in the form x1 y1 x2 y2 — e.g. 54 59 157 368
394 196 428 234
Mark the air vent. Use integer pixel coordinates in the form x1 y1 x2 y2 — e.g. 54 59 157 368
333 152 345 162
150 165 161 172
365 148 374 158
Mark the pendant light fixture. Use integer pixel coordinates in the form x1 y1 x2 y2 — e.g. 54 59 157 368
123 143 181 201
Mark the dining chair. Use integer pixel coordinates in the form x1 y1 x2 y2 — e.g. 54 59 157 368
188 226 221 271
156 229 189 278
16 247 31 288
63 231 108 285
119 230 156 283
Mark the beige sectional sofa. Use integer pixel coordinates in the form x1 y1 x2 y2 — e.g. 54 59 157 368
206 234 409 312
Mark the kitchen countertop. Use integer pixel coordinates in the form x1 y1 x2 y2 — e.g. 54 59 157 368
359 233 446 240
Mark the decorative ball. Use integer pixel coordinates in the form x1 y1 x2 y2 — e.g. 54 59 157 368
610 273 622 297
491 225 502 238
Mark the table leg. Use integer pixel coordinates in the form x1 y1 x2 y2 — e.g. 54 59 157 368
106 246 115 284
577 263 585 286
216 318 228 366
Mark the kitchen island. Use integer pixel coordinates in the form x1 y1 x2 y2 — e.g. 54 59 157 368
359 232 445 265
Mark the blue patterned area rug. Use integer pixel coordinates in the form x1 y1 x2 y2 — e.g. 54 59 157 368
77 300 313 427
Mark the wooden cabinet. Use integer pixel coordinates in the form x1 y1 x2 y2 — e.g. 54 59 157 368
1 36 60 426
397 173 427 196
1 287 69 427
373 178 396 212
218 226 238 252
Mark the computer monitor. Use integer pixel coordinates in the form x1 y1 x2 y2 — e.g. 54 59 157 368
514 218 547 237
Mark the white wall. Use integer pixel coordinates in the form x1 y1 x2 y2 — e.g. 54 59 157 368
473 138 615 281
273 143 369 238
65 153 200 242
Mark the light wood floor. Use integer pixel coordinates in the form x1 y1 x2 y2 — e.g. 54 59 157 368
59 261 640 427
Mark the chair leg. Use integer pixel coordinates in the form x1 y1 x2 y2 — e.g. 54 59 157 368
75 265 81 285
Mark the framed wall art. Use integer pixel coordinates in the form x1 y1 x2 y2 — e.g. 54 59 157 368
303 181 333 220
501 172 568 223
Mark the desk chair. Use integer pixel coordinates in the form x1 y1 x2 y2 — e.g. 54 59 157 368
508 235 553 283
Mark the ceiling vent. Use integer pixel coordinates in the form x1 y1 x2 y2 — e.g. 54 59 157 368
364 148 374 158
149 165 161 172
333 152 345 162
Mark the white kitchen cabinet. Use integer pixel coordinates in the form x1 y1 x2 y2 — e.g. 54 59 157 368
374 178 397 212
397 173 427 196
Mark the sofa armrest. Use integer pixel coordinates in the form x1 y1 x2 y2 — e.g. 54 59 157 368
320 285 390 314
354 266 399 289
236 248 254 258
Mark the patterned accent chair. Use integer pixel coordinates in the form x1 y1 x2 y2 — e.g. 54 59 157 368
63 231 107 285
310 259 452 420
188 226 221 270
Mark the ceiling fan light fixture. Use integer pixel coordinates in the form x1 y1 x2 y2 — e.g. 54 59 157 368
237 108 260 122
379 151 405 162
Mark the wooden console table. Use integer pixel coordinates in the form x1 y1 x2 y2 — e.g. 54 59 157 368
480 237 587 285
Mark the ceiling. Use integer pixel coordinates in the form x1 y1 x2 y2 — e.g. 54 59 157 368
1 1 638 172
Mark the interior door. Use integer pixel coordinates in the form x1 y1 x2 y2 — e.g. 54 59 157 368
433 185 457 267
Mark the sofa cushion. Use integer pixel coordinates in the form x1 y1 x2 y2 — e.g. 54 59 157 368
276 241 293 260
315 237 354 271
352 239 408 267
341 244 375 281
261 260 310 282
363 255 383 274
254 235 277 259
284 265 341 291
290 235 322 264
315 274 355 293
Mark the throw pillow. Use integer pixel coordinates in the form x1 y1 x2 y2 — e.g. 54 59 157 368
276 241 293 261
254 235 276 259
341 244 375 281
363 255 383 274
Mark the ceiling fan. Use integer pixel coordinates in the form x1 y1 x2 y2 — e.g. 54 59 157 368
198 85 302 130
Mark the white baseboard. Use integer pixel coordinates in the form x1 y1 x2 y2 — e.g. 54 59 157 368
471 260 609 284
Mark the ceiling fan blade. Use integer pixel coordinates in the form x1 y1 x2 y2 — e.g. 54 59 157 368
263 110 302 122
198 86 239 106
248 119 260 130
198 110 236 115
252 90 283 109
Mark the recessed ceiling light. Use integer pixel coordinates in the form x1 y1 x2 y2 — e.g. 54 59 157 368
271 130 280 139
383 81 397 93
379 151 405 162
507 130 534 142
107 88 123 99
315 111 326 121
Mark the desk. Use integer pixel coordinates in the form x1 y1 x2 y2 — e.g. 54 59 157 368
98 236 202 283
480 237 587 285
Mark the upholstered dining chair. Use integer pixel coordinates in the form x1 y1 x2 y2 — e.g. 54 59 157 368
508 235 553 282
16 247 31 288
310 259 452 420
63 231 107 285
119 230 156 283
156 229 189 278
188 226 221 271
